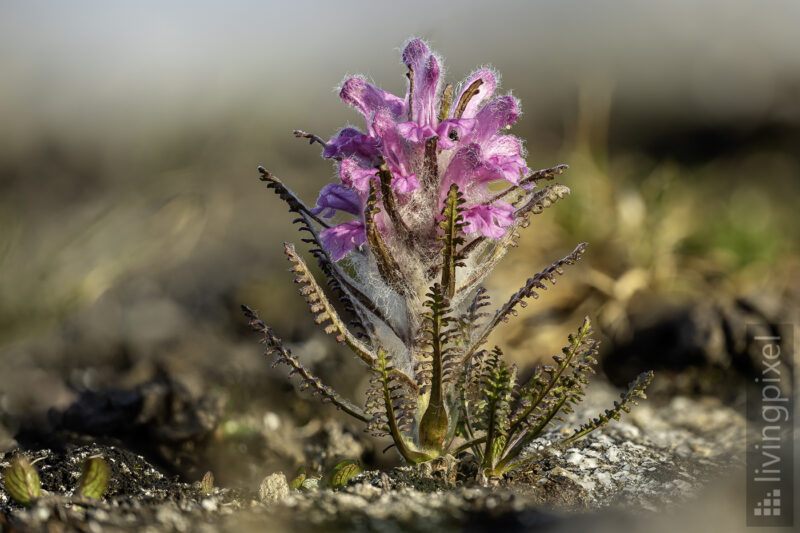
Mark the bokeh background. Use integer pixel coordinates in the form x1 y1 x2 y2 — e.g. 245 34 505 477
1 0 799 487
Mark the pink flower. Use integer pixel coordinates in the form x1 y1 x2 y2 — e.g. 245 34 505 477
372 109 419 194
311 183 362 218
320 221 367 261
436 118 477 149
462 204 515 238
339 158 377 192
324 127 381 164
397 122 438 144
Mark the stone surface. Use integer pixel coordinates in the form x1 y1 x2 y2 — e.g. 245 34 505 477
258 473 289 504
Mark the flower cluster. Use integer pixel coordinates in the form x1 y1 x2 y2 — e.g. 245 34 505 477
314 39 529 261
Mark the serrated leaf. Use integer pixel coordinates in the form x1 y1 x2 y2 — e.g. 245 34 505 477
200 471 214 495
329 460 361 489
3 455 41 507
289 466 306 490
77 456 110 499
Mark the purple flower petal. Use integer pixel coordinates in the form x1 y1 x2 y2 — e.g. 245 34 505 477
340 77 406 131
397 121 438 144
311 183 362 218
320 221 367 261
462 203 515 238
436 118 477 149
339 158 377 192
324 127 381 164
452 69 497 119
468 96 520 145
372 109 419 193
402 39 441 128
392 173 420 194
481 135 530 185
441 143 484 190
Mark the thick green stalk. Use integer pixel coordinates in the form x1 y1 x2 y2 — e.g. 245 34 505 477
418 289 448 451
376 351 431 464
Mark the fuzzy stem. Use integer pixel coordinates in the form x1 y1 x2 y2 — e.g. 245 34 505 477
481 397 499 469
406 65 415 122
422 136 440 192
376 160 415 242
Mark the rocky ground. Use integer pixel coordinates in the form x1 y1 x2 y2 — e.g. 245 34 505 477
1 382 748 533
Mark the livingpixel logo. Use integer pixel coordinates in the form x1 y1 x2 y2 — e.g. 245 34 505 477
753 488 782 517
746 326 794 527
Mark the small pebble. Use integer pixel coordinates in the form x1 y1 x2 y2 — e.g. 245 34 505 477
259 473 290 504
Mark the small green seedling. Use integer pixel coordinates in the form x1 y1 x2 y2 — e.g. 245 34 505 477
76 456 110 500
3 455 41 507
328 460 361 489
200 471 215 495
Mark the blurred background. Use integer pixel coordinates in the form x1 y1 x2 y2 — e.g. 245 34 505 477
1 0 798 488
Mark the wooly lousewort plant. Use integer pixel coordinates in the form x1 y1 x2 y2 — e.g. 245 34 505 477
244 39 653 481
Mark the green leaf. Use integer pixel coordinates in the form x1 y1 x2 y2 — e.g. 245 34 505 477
561 370 655 445
329 460 361 489
200 471 214 495
439 184 466 299
289 466 306 490
3 455 41 507
77 456 110 499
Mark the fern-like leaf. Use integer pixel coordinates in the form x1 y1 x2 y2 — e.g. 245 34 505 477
371 349 429 463
241 305 368 423
284 242 376 367
561 370 654 445
257 167 377 335
506 318 597 442
485 164 570 205
458 287 491 346
365 179 408 294
478 348 516 469
365 361 417 437
460 243 588 365
440 184 467 299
